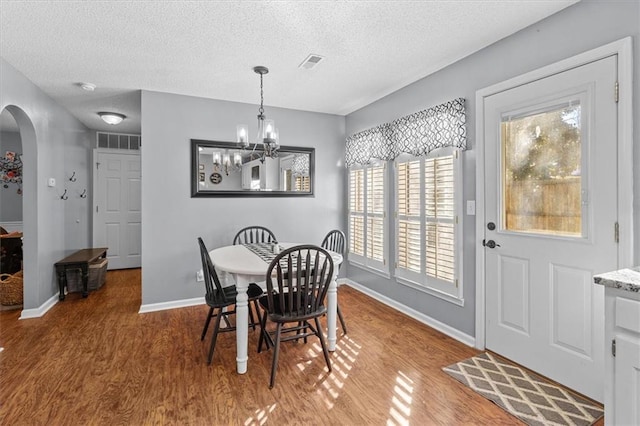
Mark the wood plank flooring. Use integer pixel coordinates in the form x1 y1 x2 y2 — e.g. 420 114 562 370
0 269 598 425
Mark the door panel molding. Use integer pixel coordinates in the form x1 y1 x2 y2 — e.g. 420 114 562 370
498 255 530 334
475 37 633 353
550 263 593 357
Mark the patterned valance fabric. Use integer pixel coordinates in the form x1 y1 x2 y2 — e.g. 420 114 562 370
345 123 394 167
345 98 466 167
291 153 310 177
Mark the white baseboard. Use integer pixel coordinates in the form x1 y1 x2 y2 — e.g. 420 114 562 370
139 297 205 314
338 278 475 347
19 293 58 319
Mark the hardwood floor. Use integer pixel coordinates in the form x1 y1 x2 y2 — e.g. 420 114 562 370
0 269 597 425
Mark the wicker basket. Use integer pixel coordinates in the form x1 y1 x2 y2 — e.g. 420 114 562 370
0 270 24 306
66 258 108 293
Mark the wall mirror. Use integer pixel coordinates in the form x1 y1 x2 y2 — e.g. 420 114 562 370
191 139 314 197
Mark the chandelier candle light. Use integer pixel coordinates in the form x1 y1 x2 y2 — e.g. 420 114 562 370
236 66 279 161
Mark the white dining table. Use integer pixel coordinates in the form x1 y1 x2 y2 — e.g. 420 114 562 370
208 242 343 374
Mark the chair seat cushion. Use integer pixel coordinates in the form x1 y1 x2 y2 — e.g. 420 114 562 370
247 282 264 300
207 283 263 307
206 285 237 307
258 293 326 322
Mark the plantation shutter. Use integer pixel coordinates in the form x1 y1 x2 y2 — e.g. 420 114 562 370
366 165 385 262
349 169 365 256
295 175 310 191
397 160 421 273
425 156 455 283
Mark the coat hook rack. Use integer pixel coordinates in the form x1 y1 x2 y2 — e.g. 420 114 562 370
60 189 68 200
69 171 77 182
79 189 87 199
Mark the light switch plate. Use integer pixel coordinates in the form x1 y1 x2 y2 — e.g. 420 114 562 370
466 200 476 215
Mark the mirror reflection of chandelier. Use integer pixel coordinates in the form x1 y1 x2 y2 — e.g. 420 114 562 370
212 150 242 176
236 66 279 162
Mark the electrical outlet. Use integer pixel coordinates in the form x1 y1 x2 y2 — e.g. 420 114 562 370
196 270 204 282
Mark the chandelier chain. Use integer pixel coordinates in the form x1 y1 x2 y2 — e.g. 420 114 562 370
259 73 265 117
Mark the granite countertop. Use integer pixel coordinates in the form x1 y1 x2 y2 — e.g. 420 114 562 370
594 266 640 293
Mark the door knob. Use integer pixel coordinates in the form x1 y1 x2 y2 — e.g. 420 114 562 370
482 239 500 249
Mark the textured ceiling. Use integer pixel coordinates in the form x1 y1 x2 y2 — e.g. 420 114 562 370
0 0 578 134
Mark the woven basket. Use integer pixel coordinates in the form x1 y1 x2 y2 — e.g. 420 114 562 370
66 259 108 293
0 270 24 306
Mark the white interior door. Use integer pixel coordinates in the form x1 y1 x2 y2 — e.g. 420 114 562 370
93 151 141 269
483 55 618 402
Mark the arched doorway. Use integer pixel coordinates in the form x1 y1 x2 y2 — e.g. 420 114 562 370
0 109 24 309
0 105 37 314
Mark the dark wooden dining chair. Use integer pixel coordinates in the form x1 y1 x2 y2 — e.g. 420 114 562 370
233 226 277 245
257 245 334 388
321 229 347 334
197 237 263 365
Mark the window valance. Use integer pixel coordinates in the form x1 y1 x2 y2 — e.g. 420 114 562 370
345 98 466 167
291 153 310 177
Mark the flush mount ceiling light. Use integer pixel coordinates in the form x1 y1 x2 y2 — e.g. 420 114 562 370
98 112 126 125
235 66 279 161
80 82 96 91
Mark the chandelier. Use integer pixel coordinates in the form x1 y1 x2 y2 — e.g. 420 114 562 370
236 66 279 161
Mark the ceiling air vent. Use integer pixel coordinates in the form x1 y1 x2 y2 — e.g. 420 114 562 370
299 54 325 70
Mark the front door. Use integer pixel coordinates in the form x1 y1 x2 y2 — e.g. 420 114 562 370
93 151 141 269
484 55 618 402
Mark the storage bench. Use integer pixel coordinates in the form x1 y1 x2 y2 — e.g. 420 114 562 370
55 248 108 299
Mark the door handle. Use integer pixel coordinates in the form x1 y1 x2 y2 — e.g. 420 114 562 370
482 239 501 249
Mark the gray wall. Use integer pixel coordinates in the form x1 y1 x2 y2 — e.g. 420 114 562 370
140 90 345 305
0 130 23 222
344 0 639 337
0 58 92 309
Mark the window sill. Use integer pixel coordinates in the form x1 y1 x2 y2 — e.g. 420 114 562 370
348 260 391 280
396 276 464 307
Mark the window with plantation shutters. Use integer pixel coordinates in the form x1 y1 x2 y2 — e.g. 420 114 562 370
395 150 462 304
348 164 388 273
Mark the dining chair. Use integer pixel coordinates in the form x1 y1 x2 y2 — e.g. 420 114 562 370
257 245 334 388
233 226 277 245
197 237 264 365
321 229 347 334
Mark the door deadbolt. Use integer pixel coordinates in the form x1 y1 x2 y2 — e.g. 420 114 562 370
487 222 496 231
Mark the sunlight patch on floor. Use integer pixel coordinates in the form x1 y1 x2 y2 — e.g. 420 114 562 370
386 371 414 426
317 335 362 409
244 403 276 426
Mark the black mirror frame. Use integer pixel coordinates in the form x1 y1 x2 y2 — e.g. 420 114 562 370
190 139 315 197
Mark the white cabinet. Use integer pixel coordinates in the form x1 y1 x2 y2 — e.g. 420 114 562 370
596 268 640 426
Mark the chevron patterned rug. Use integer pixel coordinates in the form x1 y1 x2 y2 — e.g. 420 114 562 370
443 352 604 426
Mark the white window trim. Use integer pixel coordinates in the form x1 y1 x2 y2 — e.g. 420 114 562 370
394 147 464 305
348 162 389 275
